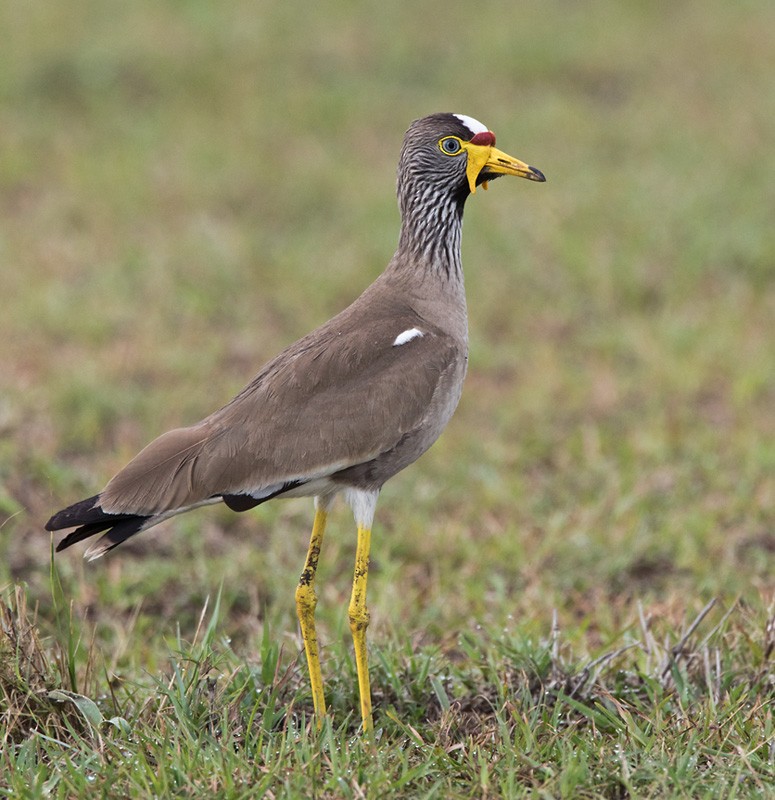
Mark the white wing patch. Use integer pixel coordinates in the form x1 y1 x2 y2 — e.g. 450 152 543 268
453 113 488 135
393 327 424 347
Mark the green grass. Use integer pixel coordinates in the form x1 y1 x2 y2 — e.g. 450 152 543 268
1 0 773 796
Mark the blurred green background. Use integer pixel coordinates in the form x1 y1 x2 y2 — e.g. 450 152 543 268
1 0 772 659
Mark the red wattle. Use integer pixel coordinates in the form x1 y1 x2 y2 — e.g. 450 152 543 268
470 131 496 146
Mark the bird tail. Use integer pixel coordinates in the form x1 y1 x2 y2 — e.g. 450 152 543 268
46 495 155 560
46 423 221 559
45 422 306 558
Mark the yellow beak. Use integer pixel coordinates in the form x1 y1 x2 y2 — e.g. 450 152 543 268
461 143 546 194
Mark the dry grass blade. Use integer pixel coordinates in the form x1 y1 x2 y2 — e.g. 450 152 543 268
764 607 774 662
0 585 99 746
657 598 717 684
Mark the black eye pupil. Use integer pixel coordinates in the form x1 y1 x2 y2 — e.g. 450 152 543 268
443 139 459 153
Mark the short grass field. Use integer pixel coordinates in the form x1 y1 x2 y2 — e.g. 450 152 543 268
1 1 773 797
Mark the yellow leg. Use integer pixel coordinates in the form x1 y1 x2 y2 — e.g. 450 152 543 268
295 507 328 725
349 524 374 733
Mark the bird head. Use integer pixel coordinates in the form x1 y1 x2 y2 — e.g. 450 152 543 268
398 113 545 203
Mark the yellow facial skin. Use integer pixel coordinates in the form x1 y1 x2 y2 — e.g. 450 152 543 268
438 136 546 193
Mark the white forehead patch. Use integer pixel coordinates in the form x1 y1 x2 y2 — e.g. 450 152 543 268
393 328 424 347
453 114 488 136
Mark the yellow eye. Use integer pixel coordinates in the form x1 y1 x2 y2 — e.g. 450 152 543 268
439 137 463 155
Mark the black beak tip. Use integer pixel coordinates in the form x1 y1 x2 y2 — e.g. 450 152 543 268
529 166 546 183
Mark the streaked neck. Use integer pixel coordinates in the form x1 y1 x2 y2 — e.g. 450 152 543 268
395 184 465 282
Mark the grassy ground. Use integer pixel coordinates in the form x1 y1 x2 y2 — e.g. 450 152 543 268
1 0 773 796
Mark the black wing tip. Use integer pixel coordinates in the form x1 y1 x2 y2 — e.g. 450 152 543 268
46 494 103 531
55 535 77 552
47 493 151 554
55 515 151 553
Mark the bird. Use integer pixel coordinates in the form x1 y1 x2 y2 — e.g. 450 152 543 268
46 112 545 733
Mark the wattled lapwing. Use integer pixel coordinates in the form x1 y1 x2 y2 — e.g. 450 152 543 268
46 113 545 732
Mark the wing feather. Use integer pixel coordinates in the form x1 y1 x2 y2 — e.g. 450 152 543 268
100 299 463 515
